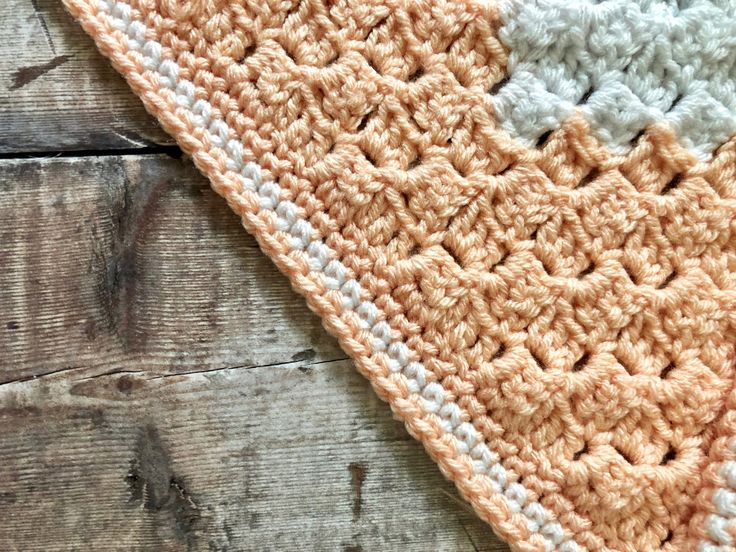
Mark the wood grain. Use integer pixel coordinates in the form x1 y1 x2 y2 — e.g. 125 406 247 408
0 0 173 153
0 155 509 551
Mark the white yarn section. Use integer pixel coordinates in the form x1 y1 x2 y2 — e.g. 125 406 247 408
699 439 736 552
495 0 736 160
95 1 579 549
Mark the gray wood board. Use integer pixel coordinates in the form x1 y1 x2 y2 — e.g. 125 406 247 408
0 0 173 153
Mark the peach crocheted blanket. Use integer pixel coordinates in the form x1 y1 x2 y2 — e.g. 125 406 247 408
63 1 736 550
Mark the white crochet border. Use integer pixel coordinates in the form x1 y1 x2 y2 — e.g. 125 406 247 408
700 443 736 552
94 0 578 549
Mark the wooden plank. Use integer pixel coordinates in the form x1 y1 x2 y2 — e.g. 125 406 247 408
0 155 343 384
0 155 509 551
0 0 173 153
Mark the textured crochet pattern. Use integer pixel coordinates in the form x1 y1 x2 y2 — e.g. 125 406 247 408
495 0 736 158
62 0 736 550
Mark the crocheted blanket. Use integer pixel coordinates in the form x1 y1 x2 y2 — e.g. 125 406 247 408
63 1 736 550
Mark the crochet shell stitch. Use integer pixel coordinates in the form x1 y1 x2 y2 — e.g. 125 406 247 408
62 0 736 550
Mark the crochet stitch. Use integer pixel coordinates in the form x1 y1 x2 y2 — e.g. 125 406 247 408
62 0 736 550
495 0 736 158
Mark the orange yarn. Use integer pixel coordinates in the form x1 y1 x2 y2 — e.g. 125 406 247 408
62 1 736 550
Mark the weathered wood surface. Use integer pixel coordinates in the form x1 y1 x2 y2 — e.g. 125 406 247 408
0 0 173 153
0 155 509 551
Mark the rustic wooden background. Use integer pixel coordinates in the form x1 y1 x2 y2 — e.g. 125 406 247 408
0 1 510 550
